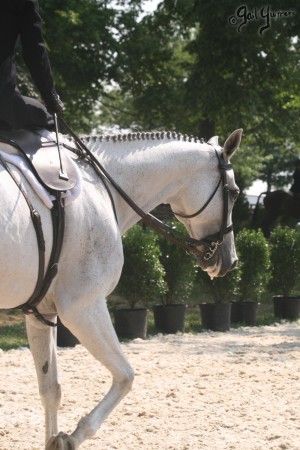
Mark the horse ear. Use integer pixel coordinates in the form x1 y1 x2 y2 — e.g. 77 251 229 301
223 129 243 159
207 136 219 146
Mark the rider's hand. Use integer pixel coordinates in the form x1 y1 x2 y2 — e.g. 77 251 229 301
46 88 65 115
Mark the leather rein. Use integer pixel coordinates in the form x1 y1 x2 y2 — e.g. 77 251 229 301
59 117 233 264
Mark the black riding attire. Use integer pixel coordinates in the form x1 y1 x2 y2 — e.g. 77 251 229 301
0 0 63 131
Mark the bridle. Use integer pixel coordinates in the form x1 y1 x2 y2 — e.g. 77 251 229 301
173 147 234 262
60 117 234 265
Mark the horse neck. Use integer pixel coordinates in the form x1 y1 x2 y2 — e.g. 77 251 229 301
87 136 212 233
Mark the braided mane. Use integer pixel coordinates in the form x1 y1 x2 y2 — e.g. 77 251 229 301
81 131 204 144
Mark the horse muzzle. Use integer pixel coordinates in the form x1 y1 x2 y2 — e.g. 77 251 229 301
196 243 238 279
196 244 221 276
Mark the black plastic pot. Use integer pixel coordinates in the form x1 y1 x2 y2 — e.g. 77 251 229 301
57 317 79 347
113 308 148 340
153 304 187 334
231 302 260 326
230 303 240 323
199 303 232 332
273 296 300 320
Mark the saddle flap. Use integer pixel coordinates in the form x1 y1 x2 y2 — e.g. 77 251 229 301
0 129 78 192
29 143 77 191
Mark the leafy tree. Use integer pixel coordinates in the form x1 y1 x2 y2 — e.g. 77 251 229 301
17 0 145 131
104 0 300 191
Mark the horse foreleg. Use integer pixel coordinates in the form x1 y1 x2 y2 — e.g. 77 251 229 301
46 298 134 450
25 313 61 445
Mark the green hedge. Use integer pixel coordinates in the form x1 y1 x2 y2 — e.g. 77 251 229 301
268 227 300 296
235 229 270 302
114 225 300 306
116 226 166 308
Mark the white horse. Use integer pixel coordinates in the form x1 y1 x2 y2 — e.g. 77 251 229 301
0 127 242 449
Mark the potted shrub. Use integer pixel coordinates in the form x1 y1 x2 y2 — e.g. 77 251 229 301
231 229 270 326
113 225 167 339
268 226 300 320
153 221 197 334
197 268 239 331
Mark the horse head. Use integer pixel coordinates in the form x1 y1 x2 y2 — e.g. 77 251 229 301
172 129 242 278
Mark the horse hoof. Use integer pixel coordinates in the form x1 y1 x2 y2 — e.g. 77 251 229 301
46 432 76 450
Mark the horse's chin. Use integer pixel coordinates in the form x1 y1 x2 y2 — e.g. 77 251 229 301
205 254 238 279
198 252 221 279
204 258 222 280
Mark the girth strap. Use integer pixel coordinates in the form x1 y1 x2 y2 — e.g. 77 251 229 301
22 194 64 327
0 155 64 327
